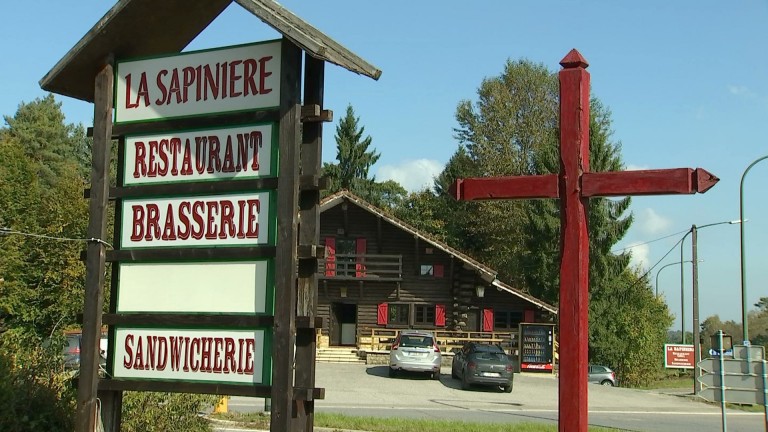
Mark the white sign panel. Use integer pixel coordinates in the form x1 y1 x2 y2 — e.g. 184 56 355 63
124 124 276 186
113 328 270 385
117 261 272 314
115 40 281 123
121 191 275 248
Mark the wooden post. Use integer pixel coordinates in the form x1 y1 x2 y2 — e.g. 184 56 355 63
76 59 113 432
292 54 324 431
557 50 591 432
450 49 718 430
271 38 302 432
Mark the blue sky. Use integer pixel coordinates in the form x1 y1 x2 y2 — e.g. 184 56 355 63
2 1 767 335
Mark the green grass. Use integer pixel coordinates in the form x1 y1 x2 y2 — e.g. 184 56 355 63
210 411 623 431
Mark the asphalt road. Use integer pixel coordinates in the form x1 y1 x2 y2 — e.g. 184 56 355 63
225 363 765 431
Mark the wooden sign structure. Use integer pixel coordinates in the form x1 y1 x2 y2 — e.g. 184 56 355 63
39 1 381 431
452 49 718 432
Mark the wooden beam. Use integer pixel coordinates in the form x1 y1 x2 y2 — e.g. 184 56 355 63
271 39 302 432
582 168 719 197
450 175 559 201
102 313 274 327
76 59 113 432
85 178 279 199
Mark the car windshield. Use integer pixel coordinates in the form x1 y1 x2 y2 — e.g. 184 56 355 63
400 335 433 348
471 351 507 361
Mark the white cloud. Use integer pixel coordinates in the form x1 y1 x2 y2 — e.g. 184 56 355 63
376 159 444 192
727 85 756 98
637 208 672 235
626 242 650 270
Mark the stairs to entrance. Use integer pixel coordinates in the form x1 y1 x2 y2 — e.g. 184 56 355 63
316 346 364 364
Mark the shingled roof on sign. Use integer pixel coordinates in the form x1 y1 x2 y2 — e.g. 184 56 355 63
39 0 381 103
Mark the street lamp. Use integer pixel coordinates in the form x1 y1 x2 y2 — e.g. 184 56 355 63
680 219 743 395
739 155 768 345
655 261 692 298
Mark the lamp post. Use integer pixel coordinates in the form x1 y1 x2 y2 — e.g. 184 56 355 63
739 155 768 345
680 219 743 394
655 261 692 298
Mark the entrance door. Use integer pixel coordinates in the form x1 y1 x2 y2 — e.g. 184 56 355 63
466 309 479 332
331 303 357 346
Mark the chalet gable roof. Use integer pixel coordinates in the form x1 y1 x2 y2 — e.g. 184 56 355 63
320 190 558 314
40 0 381 103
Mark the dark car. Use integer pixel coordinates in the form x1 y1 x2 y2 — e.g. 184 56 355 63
451 342 514 392
62 331 108 373
588 364 617 386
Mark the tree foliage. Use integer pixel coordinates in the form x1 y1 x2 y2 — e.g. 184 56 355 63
322 104 407 208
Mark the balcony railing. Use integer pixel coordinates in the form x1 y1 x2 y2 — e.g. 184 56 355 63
319 253 402 281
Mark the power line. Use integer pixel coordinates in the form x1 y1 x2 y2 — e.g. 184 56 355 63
0 227 113 249
611 228 691 254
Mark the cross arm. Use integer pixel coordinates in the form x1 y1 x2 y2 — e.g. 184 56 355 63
582 168 719 197
450 174 559 201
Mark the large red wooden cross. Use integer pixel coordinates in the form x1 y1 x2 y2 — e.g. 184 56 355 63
451 49 718 431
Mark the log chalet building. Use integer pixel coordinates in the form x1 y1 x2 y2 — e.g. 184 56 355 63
317 191 557 351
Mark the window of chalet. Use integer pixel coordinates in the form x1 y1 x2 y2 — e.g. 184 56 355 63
494 310 524 330
419 264 444 277
324 237 367 277
378 303 446 327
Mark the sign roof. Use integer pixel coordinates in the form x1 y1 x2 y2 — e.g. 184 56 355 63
40 0 381 103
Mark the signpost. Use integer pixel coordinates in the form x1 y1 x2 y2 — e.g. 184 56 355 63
665 344 695 369
697 337 768 431
451 49 718 432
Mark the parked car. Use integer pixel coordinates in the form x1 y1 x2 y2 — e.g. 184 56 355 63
588 364 617 387
451 342 514 392
389 330 442 380
62 331 108 372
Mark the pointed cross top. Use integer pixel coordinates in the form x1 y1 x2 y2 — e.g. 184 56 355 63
560 49 589 69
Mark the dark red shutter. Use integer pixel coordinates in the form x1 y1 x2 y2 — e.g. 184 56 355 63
433 264 444 278
325 237 336 276
524 309 534 323
435 304 446 326
377 303 388 325
482 308 494 332
355 238 367 277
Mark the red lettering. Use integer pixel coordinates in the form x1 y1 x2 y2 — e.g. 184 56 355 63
191 201 205 240
169 138 182 176
126 72 150 109
167 69 182 104
144 204 161 241
228 60 243 98
123 334 134 369
213 337 224 373
259 56 273 95
245 199 260 239
223 338 236 373
244 338 255 375
182 66 195 103
162 204 177 241
183 336 191 372
155 70 168 105
219 200 235 239
146 336 156 370
222 135 235 173
147 140 158 177
237 338 245 374
190 338 200 372
207 136 221 174
205 201 219 240
243 59 258 96
195 137 208 174
133 336 145 370
131 206 145 241
133 141 147 178
177 201 191 240
203 64 219 101
250 131 262 171
156 337 168 371
200 337 213 373
157 139 169 176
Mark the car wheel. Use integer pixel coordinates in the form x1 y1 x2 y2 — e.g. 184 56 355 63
601 380 614 387
502 384 513 393
388 367 397 378
461 370 471 390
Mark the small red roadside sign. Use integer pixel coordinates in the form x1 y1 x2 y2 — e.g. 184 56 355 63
664 344 695 369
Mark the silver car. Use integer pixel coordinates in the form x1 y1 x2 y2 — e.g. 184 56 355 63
588 364 617 386
389 330 441 379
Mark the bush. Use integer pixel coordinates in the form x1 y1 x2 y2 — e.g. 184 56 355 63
121 392 218 432
0 331 76 432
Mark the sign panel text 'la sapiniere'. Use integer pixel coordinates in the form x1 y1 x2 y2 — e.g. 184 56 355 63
115 40 281 123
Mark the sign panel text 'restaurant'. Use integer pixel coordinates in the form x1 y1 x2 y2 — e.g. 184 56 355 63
121 191 274 248
115 41 281 123
124 124 275 186
113 328 269 385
